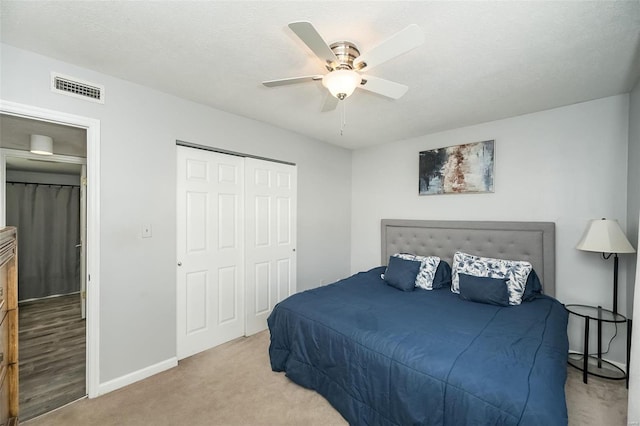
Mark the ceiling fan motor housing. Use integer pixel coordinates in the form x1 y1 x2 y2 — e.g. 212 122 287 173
328 42 363 71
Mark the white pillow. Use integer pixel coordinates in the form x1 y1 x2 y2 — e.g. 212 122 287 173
451 251 532 305
393 253 441 290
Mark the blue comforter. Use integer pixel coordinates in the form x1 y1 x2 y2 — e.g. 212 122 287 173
268 266 569 426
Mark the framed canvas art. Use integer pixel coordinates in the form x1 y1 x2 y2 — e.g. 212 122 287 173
419 140 494 195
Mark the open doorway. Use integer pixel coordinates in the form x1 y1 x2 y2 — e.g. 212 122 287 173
1 114 87 420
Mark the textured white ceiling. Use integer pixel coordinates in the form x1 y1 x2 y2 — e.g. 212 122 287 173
1 1 639 149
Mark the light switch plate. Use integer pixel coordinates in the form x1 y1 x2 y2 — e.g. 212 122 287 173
142 224 152 238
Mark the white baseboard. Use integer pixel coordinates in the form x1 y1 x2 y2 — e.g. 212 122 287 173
96 357 178 396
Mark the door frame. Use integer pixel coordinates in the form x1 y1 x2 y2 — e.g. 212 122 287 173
0 99 101 398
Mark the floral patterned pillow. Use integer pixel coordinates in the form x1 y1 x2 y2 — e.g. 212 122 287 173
394 253 441 290
451 251 532 305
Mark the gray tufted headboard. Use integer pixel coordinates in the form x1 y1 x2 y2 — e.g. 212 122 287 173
381 220 556 297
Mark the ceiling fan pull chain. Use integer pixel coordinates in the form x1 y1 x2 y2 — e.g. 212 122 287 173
340 100 346 136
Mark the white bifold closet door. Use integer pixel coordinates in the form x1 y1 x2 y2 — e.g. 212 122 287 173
176 148 246 360
244 158 297 336
176 146 296 360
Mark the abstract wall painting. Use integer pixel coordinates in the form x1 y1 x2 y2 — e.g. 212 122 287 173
419 140 495 195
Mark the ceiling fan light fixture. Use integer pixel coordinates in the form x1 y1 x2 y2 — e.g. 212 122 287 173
30 134 54 155
322 69 362 100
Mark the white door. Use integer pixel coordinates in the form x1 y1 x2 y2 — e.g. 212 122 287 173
244 158 297 336
176 147 245 360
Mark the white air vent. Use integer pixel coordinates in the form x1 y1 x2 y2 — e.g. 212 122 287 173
51 72 105 104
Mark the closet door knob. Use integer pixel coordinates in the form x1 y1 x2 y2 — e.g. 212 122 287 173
177 261 182 266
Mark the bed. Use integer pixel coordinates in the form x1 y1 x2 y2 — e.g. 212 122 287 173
268 220 568 425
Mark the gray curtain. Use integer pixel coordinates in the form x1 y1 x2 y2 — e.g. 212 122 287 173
5 183 81 301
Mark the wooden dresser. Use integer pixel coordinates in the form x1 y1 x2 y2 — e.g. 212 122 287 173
0 227 18 425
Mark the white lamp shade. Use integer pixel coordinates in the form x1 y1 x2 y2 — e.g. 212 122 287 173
30 134 54 155
576 218 636 254
322 70 362 99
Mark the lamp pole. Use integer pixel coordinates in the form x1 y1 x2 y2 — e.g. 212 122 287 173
613 253 618 315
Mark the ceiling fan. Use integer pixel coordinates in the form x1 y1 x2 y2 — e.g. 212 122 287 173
262 21 425 111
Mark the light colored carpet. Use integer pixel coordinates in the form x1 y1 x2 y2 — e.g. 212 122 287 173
566 366 628 426
25 331 627 425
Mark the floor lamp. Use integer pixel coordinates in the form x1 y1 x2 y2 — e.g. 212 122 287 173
576 218 636 315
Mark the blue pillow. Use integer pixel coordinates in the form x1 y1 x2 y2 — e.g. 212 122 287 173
522 269 543 302
393 253 441 289
458 273 510 306
432 261 452 289
384 256 421 291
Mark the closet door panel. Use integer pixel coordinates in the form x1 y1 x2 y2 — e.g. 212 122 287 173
254 196 271 247
177 147 245 360
186 192 208 252
185 270 208 333
218 194 238 249
254 262 271 315
276 258 292 303
245 159 297 336
218 266 238 324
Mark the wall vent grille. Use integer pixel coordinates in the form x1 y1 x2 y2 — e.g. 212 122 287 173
51 73 105 103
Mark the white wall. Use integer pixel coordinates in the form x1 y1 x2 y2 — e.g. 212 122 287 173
627 79 640 424
351 95 631 363
0 44 352 385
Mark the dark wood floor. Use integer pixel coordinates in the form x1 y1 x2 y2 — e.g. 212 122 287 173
19 294 86 421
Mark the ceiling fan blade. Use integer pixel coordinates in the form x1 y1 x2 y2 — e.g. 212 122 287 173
288 21 337 67
262 75 323 87
354 24 424 72
358 76 408 99
321 94 339 112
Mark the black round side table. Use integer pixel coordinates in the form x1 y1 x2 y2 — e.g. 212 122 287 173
565 304 630 386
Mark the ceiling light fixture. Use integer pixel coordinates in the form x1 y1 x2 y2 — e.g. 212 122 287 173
30 134 54 155
322 69 362 100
